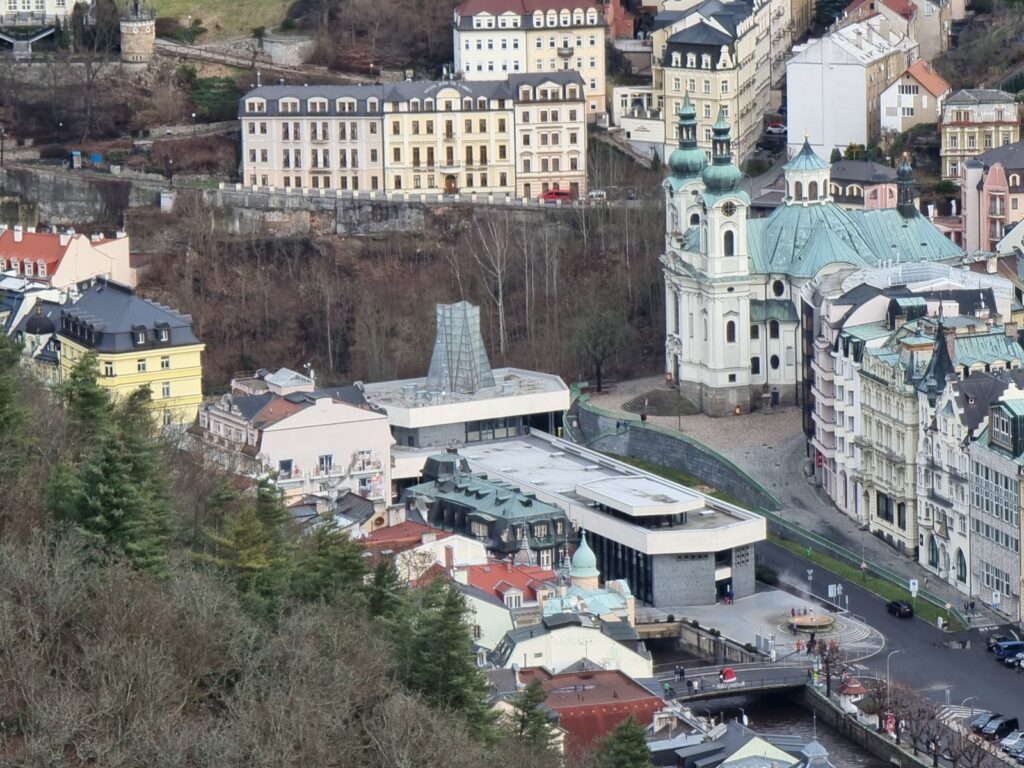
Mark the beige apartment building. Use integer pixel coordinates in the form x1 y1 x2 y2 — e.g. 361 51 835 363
647 0 792 164
239 73 587 198
940 89 1020 181
453 0 607 119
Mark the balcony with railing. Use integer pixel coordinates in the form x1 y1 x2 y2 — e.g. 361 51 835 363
557 46 574 57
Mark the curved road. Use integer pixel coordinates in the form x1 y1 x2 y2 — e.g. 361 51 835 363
759 541 1024 719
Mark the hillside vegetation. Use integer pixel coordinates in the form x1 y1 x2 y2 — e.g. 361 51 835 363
151 0 290 39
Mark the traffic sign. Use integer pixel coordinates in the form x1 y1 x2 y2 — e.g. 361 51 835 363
909 578 918 597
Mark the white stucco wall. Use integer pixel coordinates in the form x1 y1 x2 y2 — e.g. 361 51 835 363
499 624 653 678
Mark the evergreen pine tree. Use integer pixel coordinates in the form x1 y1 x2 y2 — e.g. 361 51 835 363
509 678 557 752
204 504 273 589
403 581 496 739
367 559 403 619
597 716 654 768
289 521 366 603
55 352 111 438
253 475 290 549
829 147 843 163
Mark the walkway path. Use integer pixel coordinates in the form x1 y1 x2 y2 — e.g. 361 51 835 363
588 377 1006 629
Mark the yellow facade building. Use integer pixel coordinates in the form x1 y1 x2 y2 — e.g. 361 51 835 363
55 280 205 425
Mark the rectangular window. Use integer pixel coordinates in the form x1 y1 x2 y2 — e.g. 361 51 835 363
162 382 171 399
318 454 333 472
103 361 114 377
137 359 147 372
160 356 170 370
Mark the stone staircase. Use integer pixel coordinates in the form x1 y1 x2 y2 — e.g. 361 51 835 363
621 388 700 417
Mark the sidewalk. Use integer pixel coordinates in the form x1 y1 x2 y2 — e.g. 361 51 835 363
587 378 1006 630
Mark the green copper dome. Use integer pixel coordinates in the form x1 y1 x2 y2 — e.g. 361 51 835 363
701 108 741 194
669 95 707 179
570 530 600 579
784 138 830 172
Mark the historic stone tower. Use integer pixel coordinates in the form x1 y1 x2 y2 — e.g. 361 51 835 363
119 1 156 65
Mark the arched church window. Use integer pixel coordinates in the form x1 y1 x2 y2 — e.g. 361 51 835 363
726 320 736 343
956 549 967 582
690 213 700 226
703 314 708 341
772 280 785 297
769 320 780 339
809 181 818 199
794 181 803 200
723 230 735 257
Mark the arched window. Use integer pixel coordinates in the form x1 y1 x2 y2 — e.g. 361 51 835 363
808 181 818 199
770 354 780 370
956 549 967 582
702 313 708 341
794 181 803 200
726 320 736 343
690 213 700 225
723 230 735 256
928 535 939 567
769 320 780 339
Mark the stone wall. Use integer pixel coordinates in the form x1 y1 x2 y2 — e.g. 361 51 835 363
652 553 715 605
577 401 782 512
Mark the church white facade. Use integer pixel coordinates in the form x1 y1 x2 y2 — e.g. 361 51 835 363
661 96 963 417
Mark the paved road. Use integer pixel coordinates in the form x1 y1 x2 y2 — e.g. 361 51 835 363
759 541 1024 720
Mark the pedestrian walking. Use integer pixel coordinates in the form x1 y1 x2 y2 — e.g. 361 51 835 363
791 607 796 618
970 600 976 615
680 666 686 682
674 665 681 681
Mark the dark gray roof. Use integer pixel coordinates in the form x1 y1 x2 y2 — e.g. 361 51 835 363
977 140 1024 173
381 79 512 103
668 22 734 46
334 490 376 524
945 88 1015 105
231 392 274 422
507 71 586 90
59 279 199 353
955 370 1024 432
830 159 898 184
240 85 385 118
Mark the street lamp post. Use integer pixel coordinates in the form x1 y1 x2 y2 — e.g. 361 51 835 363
961 695 978 717
885 649 903 706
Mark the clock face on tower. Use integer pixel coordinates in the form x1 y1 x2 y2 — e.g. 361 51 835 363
722 201 736 217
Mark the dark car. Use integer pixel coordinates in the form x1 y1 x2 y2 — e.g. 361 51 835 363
886 600 913 618
994 640 1024 659
984 716 1020 741
988 634 1011 651
972 712 1001 733
756 136 785 151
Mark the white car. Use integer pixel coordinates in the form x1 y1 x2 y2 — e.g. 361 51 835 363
765 122 787 135
1002 731 1024 750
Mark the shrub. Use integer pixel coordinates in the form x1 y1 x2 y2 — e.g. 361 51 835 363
190 77 243 122
280 17 297 31
709 628 721 637
690 619 700 628
934 179 958 196
755 562 779 586
744 159 769 177
666 613 675 622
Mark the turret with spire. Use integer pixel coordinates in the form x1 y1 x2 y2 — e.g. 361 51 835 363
897 154 917 218
669 95 708 181
783 136 831 206
701 108 742 194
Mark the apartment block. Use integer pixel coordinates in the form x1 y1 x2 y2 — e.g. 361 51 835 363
940 89 1019 181
452 0 607 119
787 15 917 159
959 142 1024 253
239 74 587 199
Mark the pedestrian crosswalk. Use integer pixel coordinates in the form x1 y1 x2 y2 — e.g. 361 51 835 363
938 705 982 723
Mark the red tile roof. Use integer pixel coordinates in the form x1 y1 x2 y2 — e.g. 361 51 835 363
363 521 452 555
905 60 951 98
843 0 914 20
519 668 663 754
0 230 81 278
459 562 556 602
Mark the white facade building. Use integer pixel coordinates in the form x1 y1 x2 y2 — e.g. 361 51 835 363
787 16 917 158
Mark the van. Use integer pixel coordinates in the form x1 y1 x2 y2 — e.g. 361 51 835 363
993 640 1024 658
540 188 573 203
984 716 1020 741
587 189 607 201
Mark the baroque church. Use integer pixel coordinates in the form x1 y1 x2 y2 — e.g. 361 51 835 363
661 96 964 416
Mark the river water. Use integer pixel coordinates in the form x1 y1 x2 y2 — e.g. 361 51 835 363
703 693 888 768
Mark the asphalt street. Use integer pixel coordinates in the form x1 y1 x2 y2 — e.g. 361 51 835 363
758 541 1024 720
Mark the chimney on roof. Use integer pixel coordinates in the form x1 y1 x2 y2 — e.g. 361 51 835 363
1006 321 1019 340
25 226 35 234
986 255 998 274
13 226 22 243
115 230 127 239
854 28 863 48
59 231 71 247
90 234 102 243
444 544 455 572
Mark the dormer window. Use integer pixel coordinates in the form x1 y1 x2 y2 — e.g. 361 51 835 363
991 407 1013 451
135 330 145 345
159 328 169 342
23 261 32 276
36 260 45 277
10 258 17 272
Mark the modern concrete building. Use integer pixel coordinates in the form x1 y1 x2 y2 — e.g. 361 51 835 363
787 16 917 159
661 102 962 417
194 367 394 503
879 60 951 135
239 74 587 198
940 89 1019 181
452 0 608 119
457 432 766 607
363 301 570 481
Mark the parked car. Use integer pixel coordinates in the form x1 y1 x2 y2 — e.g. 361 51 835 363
540 188 574 204
984 716 1020 741
886 600 913 618
1000 730 1024 751
988 634 1011 651
756 136 785 152
587 189 607 201
626 188 637 201
765 122 787 135
993 640 1024 659
971 712 1000 733
1002 652 1024 668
